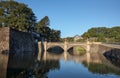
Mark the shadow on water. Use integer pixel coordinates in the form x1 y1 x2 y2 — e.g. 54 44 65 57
6 51 35 78
34 59 60 78
7 59 60 78
1 46 60 78
103 48 120 68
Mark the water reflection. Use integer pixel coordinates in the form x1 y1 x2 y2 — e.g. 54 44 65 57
47 52 120 78
0 53 8 78
1 45 120 78
6 50 35 78
6 59 60 78
82 61 120 75
34 59 60 78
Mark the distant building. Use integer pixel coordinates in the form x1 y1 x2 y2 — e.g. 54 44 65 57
74 35 83 42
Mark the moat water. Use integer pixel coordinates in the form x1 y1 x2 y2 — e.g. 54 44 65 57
0 45 120 78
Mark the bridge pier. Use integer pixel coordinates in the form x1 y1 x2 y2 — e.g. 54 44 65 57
64 41 68 61
64 41 68 52
86 52 90 66
38 41 47 61
86 41 90 52
43 41 47 60
37 42 41 61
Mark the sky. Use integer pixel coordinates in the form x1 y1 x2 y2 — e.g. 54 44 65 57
16 0 120 38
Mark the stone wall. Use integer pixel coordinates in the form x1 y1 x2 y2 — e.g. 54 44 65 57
0 27 37 69
0 27 9 78
0 27 9 55
8 28 36 68
9 28 36 56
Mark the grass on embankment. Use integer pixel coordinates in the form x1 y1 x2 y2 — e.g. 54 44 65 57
75 46 86 55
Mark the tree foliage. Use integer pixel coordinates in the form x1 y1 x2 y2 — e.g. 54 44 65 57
0 1 36 31
35 16 50 37
35 16 61 42
0 1 60 41
65 37 74 42
82 26 120 42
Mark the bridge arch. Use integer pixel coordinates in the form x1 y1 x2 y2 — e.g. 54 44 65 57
47 45 64 53
67 45 87 52
67 43 91 52
42 42 91 53
46 42 65 53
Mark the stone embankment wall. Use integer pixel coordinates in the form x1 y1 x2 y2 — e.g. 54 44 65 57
9 28 36 56
0 27 9 78
8 28 36 68
0 27 37 69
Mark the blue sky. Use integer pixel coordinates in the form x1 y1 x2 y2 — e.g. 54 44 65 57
16 0 120 38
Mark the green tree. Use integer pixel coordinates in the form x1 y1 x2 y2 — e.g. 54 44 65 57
97 34 106 42
35 16 50 40
65 37 74 42
35 16 50 32
49 29 61 42
82 26 120 42
0 1 36 31
35 16 61 42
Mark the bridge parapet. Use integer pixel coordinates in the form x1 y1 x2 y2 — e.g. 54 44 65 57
91 42 102 44
47 42 64 45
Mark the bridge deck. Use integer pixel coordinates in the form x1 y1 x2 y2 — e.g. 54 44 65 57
38 42 120 50
101 44 120 49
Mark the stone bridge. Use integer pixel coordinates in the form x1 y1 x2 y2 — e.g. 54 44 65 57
45 42 89 52
38 41 102 52
37 41 120 61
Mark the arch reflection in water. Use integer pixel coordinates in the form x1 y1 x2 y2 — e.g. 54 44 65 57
1 44 120 78
40 44 120 78
46 52 120 78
